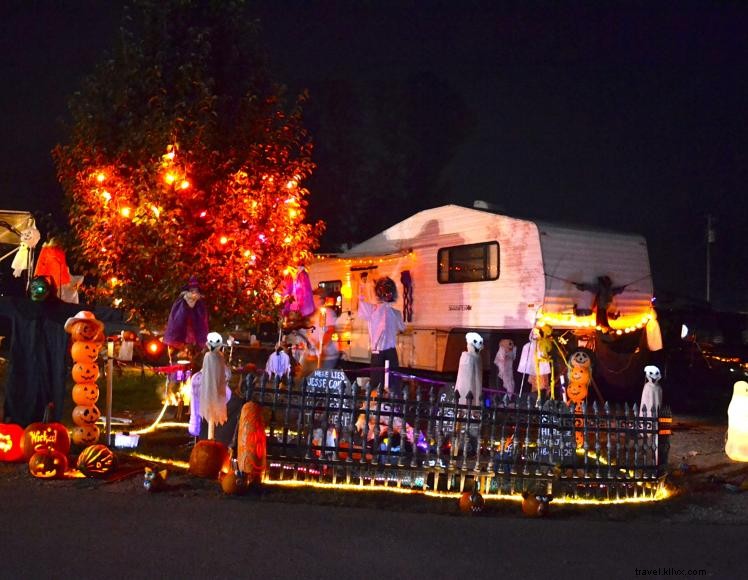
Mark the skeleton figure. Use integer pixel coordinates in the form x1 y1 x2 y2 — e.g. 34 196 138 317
455 332 484 403
640 365 663 416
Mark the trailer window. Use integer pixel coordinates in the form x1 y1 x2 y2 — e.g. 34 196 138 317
437 242 499 283
317 280 342 315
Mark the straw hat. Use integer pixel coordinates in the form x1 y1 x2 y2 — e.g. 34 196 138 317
64 310 104 333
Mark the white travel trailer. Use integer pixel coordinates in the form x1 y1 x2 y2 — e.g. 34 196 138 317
308 205 654 374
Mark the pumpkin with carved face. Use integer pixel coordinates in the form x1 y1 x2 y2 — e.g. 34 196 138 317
0 423 25 463
569 350 592 370
521 492 553 517
71 341 102 364
71 425 100 446
72 362 100 383
77 444 117 478
69 320 103 343
72 405 101 427
566 366 590 405
72 383 100 406
28 448 68 479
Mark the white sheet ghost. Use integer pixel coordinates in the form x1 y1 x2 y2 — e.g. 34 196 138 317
639 365 663 416
494 338 516 395
455 332 484 404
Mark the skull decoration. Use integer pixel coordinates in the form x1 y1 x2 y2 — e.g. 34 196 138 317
207 332 223 351
644 365 661 384
465 332 484 353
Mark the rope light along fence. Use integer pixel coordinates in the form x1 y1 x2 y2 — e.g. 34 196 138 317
243 372 671 501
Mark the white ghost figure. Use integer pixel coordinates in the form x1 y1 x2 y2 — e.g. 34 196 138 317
640 365 663 416
456 332 484 404
11 223 41 277
200 332 229 432
494 338 516 395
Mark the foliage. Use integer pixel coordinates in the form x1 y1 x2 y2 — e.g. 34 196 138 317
54 0 323 327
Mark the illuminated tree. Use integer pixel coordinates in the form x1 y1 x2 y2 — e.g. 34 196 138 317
54 0 323 327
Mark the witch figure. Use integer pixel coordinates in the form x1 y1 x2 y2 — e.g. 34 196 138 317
164 277 209 350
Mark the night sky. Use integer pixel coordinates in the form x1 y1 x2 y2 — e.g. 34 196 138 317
1 1 746 310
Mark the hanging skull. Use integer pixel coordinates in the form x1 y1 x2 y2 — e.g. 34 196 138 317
465 332 484 353
207 332 223 351
644 365 661 384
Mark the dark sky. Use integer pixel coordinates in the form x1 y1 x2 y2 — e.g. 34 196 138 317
1 1 747 310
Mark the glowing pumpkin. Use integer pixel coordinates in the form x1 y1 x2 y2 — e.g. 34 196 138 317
71 341 102 364
566 366 590 405
237 402 267 482
71 425 100 446
77 444 117 478
28 448 68 479
72 362 100 384
72 383 100 406
458 486 484 514
72 405 101 427
188 440 230 479
0 423 25 463
21 407 71 460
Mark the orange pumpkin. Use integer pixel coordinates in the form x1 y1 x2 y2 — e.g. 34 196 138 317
71 341 102 364
220 470 247 495
459 485 484 514
72 405 101 427
69 320 103 342
237 402 267 481
72 362 100 383
521 492 552 517
21 405 71 460
77 444 117 478
0 423 25 463
71 425 100 446
566 366 590 405
72 383 100 406
28 448 68 479
188 440 230 479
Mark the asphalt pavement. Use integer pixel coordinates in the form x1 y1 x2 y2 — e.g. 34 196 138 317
0 480 737 580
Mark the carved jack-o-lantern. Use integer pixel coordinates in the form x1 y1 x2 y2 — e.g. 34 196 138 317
71 425 100 446
72 383 100 406
566 366 590 405
28 448 68 479
458 486 484 514
71 341 102 364
72 362 100 384
0 423 25 463
72 405 101 427
21 406 71 461
569 350 592 369
77 444 117 478
69 321 102 343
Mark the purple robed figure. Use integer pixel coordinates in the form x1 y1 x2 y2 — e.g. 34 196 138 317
164 277 209 348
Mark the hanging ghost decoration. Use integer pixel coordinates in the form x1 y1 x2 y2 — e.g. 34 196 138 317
199 332 229 438
494 338 516 395
455 332 484 404
640 365 663 416
11 221 41 278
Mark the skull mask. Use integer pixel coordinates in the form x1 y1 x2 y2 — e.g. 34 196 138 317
644 365 661 384
465 332 484 353
207 332 223 351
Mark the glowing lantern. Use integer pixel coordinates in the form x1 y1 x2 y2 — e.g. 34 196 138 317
120 207 132 218
28 448 68 479
96 172 106 183
726 381 748 462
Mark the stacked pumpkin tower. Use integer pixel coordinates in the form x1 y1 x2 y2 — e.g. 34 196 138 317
65 311 104 446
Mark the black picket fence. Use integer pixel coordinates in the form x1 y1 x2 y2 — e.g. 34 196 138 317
243 372 671 501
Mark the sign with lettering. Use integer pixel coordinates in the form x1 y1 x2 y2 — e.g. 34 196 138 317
305 368 351 396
